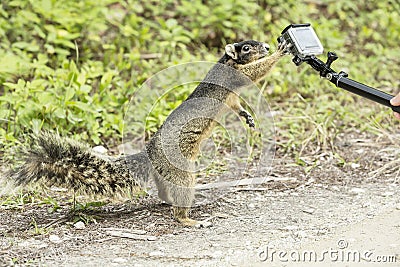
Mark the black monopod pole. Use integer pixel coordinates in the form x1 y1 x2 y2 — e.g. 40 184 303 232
302 53 400 113
334 76 400 113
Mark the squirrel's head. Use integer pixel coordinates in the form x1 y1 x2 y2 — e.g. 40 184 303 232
224 40 270 65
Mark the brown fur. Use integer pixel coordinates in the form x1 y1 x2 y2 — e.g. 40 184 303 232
146 40 288 225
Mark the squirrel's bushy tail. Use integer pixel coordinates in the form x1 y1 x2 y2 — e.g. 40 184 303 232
11 132 138 195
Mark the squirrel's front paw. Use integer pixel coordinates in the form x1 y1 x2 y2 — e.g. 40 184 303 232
239 110 255 128
277 40 292 55
246 116 255 128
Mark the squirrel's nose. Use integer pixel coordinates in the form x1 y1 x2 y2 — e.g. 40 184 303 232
263 43 270 51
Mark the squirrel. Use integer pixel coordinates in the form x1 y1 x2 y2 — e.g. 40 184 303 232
10 40 289 226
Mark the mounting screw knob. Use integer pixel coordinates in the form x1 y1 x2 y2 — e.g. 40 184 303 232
292 55 303 66
326 51 338 68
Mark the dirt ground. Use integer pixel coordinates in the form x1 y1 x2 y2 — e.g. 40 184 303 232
1 132 399 266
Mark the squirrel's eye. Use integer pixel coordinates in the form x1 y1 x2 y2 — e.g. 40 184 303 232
242 45 250 52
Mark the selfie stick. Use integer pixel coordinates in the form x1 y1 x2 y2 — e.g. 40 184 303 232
281 24 400 113
296 52 400 113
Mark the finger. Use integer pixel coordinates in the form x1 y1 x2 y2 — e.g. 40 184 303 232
278 40 286 49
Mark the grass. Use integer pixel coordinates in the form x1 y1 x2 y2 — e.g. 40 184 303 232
0 0 399 197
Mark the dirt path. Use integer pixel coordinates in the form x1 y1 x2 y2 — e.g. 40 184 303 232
271 207 400 267
2 181 398 267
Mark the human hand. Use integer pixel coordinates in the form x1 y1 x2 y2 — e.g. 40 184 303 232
390 92 400 120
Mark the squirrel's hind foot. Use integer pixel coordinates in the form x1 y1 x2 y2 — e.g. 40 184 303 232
178 217 213 228
178 217 199 227
173 206 213 227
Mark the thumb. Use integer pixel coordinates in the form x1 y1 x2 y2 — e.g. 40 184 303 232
390 93 400 106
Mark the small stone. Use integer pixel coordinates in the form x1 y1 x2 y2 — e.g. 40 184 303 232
302 207 315 214
112 258 128 263
92 145 108 154
214 212 229 219
355 149 364 154
149 250 164 257
195 221 213 228
248 203 255 209
349 188 365 195
49 235 62 244
74 221 86 230
350 163 360 169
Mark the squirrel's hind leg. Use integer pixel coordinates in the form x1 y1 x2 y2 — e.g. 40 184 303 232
173 206 197 226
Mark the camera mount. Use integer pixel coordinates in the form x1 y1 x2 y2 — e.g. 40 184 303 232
279 24 400 113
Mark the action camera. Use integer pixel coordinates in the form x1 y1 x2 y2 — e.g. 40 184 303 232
278 23 323 59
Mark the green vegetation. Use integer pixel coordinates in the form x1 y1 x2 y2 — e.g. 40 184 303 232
1 0 399 161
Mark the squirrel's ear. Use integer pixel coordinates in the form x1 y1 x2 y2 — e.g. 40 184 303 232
225 44 237 60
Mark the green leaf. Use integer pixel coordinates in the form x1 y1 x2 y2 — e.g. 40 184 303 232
69 101 93 113
37 92 55 105
31 118 43 134
53 108 66 119
65 87 75 102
